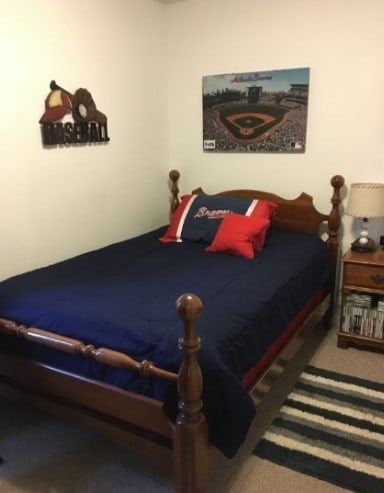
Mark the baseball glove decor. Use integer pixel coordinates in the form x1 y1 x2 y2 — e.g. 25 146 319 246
39 80 109 147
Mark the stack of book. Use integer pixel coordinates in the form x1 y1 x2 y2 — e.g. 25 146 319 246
342 293 384 339
378 298 384 312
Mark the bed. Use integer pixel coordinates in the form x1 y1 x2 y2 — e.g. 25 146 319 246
0 169 344 493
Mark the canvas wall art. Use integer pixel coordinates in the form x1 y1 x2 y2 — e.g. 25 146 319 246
202 67 309 153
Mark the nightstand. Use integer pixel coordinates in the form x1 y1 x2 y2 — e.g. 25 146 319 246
338 248 384 351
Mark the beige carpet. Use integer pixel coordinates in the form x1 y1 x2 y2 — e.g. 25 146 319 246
1 320 383 493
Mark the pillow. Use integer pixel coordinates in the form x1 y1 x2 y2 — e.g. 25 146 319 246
160 194 277 243
252 223 270 252
206 213 271 259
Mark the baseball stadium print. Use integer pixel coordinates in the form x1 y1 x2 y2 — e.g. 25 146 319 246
203 67 309 153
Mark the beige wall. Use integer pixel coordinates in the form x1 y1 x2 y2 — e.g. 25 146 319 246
164 0 384 252
1 0 384 280
1 0 169 279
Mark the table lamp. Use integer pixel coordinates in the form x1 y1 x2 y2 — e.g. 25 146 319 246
345 182 384 252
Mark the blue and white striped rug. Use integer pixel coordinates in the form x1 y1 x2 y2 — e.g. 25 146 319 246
253 365 384 493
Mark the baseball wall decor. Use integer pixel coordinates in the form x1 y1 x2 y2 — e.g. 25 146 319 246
202 67 309 153
39 80 110 147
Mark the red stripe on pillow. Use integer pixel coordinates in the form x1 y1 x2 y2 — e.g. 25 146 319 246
159 194 197 243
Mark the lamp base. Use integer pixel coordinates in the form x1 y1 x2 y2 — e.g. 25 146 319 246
351 237 376 253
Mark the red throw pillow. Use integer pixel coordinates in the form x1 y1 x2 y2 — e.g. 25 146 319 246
250 200 277 250
206 213 270 259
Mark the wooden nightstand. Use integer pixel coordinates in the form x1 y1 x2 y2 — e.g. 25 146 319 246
338 248 384 351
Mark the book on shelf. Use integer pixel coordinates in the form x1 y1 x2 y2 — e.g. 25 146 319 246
344 293 372 307
342 294 384 338
378 299 384 312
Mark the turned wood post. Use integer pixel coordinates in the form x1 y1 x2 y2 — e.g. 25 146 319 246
327 175 344 262
173 293 209 493
169 169 180 215
327 174 345 312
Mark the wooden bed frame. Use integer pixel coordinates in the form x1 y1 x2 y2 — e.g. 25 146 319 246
0 170 344 493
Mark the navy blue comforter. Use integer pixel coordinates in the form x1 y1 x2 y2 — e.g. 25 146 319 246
0 226 331 457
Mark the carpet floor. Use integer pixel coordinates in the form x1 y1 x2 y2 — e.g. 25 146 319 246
253 365 384 493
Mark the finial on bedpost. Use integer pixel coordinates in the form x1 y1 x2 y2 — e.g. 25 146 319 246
173 293 209 493
169 169 180 215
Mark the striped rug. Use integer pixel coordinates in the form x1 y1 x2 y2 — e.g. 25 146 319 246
253 365 384 493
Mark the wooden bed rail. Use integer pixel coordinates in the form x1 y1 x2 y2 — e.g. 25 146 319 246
0 317 178 382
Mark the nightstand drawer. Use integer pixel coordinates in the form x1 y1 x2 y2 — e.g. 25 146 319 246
344 263 384 290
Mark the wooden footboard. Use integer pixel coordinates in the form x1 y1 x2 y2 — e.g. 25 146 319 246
0 293 209 493
0 290 333 493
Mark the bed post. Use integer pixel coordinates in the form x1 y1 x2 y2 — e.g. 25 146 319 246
173 293 209 493
327 175 344 263
326 174 345 317
169 169 181 214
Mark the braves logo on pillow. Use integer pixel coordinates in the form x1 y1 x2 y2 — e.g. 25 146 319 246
160 194 277 243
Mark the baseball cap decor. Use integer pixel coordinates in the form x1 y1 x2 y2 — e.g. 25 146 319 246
39 80 109 146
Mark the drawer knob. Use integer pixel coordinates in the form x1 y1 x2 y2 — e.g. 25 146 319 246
370 274 384 285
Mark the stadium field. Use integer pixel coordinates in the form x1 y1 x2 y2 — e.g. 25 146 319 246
217 103 289 141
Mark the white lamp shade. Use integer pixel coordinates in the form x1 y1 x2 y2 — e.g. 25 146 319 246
345 183 384 218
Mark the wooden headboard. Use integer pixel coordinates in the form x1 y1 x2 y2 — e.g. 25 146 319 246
168 168 345 273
